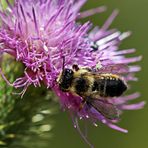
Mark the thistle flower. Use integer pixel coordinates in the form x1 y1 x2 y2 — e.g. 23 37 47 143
0 0 145 147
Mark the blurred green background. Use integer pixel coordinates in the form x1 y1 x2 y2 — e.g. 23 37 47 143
49 1 148 148
1 0 148 148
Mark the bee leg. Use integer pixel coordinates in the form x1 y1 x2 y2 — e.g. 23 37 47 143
79 97 92 112
79 99 86 111
75 118 94 148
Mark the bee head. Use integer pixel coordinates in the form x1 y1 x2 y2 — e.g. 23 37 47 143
58 68 74 91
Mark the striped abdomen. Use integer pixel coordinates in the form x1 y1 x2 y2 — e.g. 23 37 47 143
92 74 127 97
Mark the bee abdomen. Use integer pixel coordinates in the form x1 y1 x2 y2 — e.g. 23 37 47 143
92 77 127 97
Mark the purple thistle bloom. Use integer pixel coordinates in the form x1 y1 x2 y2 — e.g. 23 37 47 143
0 0 145 146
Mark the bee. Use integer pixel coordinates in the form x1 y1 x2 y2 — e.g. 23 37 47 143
57 59 128 120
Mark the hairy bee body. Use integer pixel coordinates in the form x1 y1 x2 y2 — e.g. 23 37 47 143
57 67 127 98
57 65 127 119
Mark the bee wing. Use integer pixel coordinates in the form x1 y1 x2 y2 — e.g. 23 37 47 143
96 64 129 74
89 99 119 120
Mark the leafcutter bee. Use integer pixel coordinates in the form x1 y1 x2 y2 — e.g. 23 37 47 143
57 59 128 120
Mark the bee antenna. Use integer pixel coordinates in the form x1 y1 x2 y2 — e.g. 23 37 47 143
62 56 65 71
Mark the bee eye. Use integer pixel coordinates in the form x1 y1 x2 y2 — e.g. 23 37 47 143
64 69 73 76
